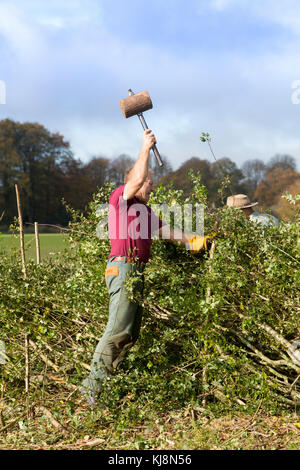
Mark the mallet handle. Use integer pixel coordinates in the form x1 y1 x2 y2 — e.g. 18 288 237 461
137 113 163 167
128 89 164 167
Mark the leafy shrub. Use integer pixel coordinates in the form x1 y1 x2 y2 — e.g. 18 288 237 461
0 176 299 422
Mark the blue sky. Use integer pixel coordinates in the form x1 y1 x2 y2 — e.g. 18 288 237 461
0 0 300 170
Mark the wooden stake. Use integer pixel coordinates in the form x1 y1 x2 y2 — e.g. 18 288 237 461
15 184 27 279
34 222 41 264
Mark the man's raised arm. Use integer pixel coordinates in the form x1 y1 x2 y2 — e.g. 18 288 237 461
123 129 156 200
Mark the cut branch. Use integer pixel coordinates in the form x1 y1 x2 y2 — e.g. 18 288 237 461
238 313 300 366
29 339 60 372
35 406 68 434
15 184 27 279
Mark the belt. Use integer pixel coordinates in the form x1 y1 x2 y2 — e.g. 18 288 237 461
108 256 127 262
108 256 145 269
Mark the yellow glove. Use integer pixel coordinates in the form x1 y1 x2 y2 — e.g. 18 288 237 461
188 234 216 254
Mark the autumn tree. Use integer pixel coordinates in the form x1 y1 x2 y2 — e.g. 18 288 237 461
159 157 213 198
0 119 95 227
253 168 300 211
0 119 73 226
150 154 173 183
273 179 300 221
242 159 266 198
266 154 296 172
80 156 110 203
159 156 247 205
210 157 247 203
83 157 109 188
0 119 21 224
108 154 135 187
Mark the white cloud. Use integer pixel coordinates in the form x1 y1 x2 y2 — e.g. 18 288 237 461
0 0 299 170
37 16 66 29
208 0 236 11
206 0 300 38
253 1 300 35
0 3 44 61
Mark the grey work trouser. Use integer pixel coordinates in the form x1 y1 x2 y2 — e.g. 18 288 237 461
82 257 144 395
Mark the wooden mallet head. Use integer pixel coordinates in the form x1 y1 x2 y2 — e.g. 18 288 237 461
119 89 163 167
120 90 153 118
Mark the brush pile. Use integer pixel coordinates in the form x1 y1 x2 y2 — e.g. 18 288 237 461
0 176 299 421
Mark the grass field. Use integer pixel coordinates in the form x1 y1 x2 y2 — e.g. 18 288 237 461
0 233 69 260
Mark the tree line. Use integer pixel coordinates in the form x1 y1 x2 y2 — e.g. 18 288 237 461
0 118 299 228
161 153 299 220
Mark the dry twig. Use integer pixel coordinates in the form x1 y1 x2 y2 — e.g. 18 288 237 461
35 405 68 434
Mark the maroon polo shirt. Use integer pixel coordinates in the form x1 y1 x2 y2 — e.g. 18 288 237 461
108 185 165 264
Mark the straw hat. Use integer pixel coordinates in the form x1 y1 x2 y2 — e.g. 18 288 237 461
226 194 258 209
